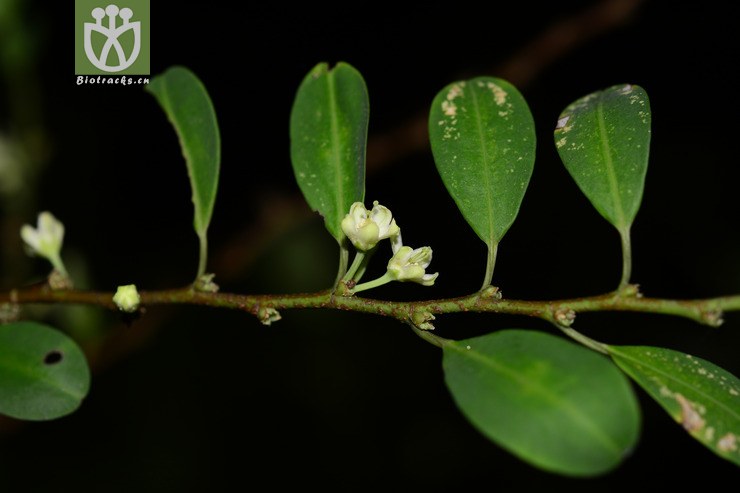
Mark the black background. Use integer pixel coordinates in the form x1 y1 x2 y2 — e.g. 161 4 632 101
1 0 739 490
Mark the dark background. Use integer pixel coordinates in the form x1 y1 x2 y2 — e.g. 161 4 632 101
1 0 738 490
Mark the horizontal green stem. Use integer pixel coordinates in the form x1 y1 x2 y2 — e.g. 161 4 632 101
2 284 738 328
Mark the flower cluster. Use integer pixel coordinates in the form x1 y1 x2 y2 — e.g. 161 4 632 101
341 201 438 291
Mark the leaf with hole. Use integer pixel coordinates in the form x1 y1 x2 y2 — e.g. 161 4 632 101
147 66 221 276
554 84 650 231
290 62 369 242
429 77 535 279
443 330 640 476
0 321 91 420
609 345 740 466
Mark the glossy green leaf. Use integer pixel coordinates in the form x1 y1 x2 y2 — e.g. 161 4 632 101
429 78 536 249
0 321 90 420
147 66 221 276
443 330 639 476
609 345 740 466
290 62 368 241
554 84 650 230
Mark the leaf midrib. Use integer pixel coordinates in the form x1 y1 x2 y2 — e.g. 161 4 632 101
611 348 740 421
326 71 345 226
596 100 627 229
468 86 497 248
0 358 86 401
448 342 623 456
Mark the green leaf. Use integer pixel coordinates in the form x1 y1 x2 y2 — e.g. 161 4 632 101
0 321 91 420
290 62 369 241
609 345 740 466
443 330 640 476
429 78 536 283
554 84 651 230
147 66 221 277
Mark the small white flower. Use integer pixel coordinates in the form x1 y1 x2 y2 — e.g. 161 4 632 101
21 212 64 258
387 245 439 286
341 201 401 252
113 284 141 313
20 211 67 275
391 229 403 254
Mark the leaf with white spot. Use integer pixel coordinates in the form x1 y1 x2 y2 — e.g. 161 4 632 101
554 84 651 231
554 84 651 288
443 330 640 476
429 78 535 286
609 345 740 466
290 62 368 242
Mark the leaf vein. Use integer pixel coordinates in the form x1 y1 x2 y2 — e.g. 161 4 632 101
450 343 623 455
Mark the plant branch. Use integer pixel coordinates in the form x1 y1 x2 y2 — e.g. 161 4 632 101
2 284 736 329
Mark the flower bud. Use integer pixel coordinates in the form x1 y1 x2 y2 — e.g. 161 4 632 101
258 307 281 326
387 246 438 286
113 284 141 313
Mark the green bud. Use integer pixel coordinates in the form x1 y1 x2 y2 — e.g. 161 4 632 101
258 307 281 326
113 284 141 313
